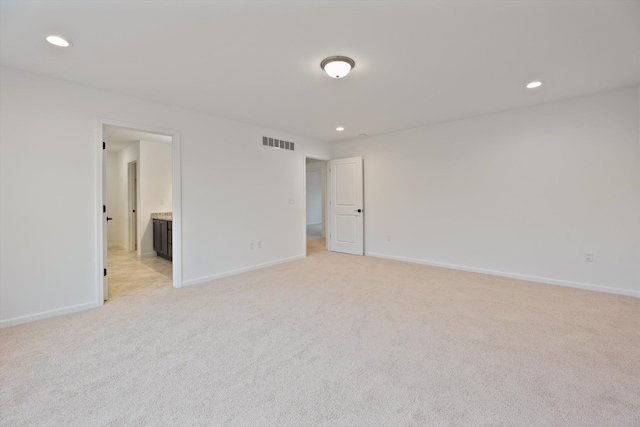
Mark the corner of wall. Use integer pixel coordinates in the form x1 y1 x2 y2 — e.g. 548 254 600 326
637 84 640 291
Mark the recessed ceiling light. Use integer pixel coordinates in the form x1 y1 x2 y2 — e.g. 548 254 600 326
321 56 355 79
359 134 367 138
336 127 345 132
526 81 542 89
46 35 72 47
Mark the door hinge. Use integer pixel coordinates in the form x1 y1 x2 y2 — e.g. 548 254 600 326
103 141 106 150
104 268 107 277
103 205 106 213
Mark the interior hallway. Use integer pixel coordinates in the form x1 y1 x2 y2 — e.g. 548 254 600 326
306 223 325 255
107 247 172 299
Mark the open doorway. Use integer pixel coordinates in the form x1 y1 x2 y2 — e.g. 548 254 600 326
103 125 174 300
305 158 327 255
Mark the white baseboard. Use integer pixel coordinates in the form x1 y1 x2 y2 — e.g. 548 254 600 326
107 244 124 249
183 254 305 287
365 252 639 298
0 301 96 328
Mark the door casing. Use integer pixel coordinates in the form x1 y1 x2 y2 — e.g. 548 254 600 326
303 156 364 256
96 118 182 306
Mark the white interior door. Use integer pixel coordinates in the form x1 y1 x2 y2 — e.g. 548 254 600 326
329 157 363 255
129 161 137 251
102 142 108 301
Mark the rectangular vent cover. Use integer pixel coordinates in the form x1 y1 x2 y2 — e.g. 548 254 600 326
263 136 295 151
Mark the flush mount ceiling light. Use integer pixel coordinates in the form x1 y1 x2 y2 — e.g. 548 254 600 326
336 127 345 131
321 56 355 79
526 81 542 89
46 35 72 47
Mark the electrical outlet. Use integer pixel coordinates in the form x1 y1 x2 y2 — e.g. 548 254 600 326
387 235 391 242
250 242 254 250
585 252 593 263
257 241 262 249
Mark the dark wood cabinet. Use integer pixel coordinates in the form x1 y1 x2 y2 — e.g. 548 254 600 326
153 219 172 261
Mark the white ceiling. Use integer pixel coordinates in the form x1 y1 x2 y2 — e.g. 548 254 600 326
104 126 172 153
1 1 639 143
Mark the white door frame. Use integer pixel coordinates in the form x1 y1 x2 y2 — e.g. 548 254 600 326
96 118 183 306
303 155 330 254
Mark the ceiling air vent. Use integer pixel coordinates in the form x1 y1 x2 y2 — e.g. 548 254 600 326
263 136 294 151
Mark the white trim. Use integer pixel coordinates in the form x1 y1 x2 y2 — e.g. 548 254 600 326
182 254 305 287
0 302 96 328
171 129 183 289
107 244 125 249
325 160 331 250
96 122 105 305
365 252 640 298
96 118 183 309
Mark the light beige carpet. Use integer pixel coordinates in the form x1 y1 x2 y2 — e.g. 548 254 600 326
1 247 639 426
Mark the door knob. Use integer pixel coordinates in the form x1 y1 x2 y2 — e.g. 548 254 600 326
106 217 113 221
354 209 362 213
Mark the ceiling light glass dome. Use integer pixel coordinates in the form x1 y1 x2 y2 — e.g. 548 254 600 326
321 56 356 79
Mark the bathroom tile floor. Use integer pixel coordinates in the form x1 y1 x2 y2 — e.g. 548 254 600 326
107 247 172 300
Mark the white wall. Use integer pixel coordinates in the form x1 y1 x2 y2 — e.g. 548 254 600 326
106 151 122 247
1 66 636 327
306 170 322 225
333 88 640 297
0 66 331 326
138 140 172 256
